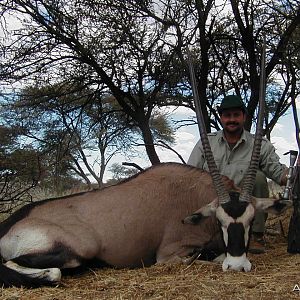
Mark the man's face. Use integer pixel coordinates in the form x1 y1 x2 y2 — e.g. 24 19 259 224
220 108 246 134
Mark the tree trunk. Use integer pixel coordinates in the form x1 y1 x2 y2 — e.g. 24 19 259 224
245 87 259 131
139 120 160 165
98 146 106 188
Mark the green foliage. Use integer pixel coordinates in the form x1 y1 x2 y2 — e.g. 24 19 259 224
0 125 39 212
0 125 39 183
150 111 175 144
108 163 140 181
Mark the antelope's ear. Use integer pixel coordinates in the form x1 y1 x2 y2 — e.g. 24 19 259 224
182 199 218 225
253 198 292 214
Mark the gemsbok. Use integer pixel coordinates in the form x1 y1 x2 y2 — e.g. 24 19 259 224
0 47 289 287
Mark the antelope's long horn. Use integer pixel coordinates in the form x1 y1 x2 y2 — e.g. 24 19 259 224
186 49 230 204
239 37 267 202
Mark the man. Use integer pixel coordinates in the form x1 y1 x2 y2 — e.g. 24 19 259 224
188 95 288 253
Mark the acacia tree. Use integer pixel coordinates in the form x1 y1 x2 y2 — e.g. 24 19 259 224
6 84 136 188
0 0 180 165
133 0 300 134
3 82 175 187
0 125 40 212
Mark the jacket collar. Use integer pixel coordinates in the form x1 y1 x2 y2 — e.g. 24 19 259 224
219 129 248 146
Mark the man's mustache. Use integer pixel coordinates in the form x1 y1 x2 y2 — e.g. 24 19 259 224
225 122 239 126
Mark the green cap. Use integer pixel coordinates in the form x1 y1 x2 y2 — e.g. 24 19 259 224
217 95 246 114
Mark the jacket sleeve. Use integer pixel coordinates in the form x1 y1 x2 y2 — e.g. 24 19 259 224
260 139 288 185
187 140 206 168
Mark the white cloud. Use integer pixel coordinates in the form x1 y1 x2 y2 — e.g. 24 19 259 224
175 131 195 142
273 122 284 132
154 128 198 164
172 106 195 116
296 97 300 108
271 136 293 152
0 13 24 38
271 135 297 165
160 105 195 117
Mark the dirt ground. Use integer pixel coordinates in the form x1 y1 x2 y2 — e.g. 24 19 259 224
1 209 300 300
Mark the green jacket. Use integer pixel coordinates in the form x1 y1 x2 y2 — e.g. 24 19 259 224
187 130 287 186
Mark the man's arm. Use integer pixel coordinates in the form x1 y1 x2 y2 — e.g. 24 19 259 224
260 138 288 186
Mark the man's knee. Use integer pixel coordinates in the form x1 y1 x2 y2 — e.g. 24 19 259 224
252 171 269 233
252 170 269 198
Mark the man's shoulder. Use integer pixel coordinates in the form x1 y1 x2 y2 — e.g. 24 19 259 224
207 132 218 136
207 130 223 137
248 131 270 142
245 130 265 138
247 131 273 149
206 131 223 146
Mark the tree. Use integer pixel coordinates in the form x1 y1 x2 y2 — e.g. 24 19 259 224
221 0 300 133
0 0 299 181
2 82 175 187
3 83 133 188
0 125 40 213
0 0 179 165
108 163 140 182
134 0 300 135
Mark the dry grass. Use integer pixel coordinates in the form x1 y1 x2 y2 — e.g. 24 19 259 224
1 209 300 300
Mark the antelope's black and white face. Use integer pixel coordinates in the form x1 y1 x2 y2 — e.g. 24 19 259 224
183 192 290 272
215 192 254 272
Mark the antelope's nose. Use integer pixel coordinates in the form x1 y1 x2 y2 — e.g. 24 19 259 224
222 254 252 272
